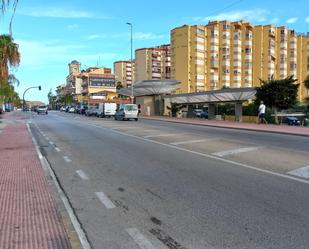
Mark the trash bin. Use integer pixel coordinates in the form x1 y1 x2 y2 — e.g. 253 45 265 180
304 118 309 126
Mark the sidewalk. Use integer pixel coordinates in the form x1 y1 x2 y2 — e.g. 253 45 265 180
141 116 309 137
0 114 72 249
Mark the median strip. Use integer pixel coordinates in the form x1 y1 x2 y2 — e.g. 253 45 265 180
287 165 309 179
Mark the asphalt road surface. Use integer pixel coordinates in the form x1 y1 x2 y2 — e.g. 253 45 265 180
29 111 309 249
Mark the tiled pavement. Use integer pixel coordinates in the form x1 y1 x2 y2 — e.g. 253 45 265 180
141 116 309 137
0 115 72 249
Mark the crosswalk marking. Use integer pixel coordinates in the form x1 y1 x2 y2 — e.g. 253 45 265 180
287 165 309 179
170 138 216 146
212 146 263 157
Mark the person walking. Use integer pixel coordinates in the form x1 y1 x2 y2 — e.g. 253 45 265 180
258 101 267 124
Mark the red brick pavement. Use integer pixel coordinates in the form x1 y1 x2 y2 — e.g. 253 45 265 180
0 122 72 249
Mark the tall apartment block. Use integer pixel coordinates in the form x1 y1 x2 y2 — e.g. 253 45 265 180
114 60 135 88
171 20 309 101
135 44 171 82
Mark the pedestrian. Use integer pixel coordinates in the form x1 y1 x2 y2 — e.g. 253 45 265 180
258 101 267 124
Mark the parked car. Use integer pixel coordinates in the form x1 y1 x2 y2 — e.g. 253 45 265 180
68 107 76 113
85 105 96 116
200 111 209 119
193 109 203 118
60 106 66 112
37 105 48 115
286 116 301 126
114 104 138 121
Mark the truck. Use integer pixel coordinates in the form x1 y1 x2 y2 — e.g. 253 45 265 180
96 103 117 118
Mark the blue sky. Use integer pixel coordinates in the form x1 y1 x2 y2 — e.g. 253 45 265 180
1 0 309 103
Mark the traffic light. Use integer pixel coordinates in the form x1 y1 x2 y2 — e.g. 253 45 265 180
38 86 41 90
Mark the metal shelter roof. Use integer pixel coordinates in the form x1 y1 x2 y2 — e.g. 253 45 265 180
119 80 180 96
164 88 256 104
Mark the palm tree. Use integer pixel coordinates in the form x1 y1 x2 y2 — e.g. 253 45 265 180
1 0 18 34
0 34 20 80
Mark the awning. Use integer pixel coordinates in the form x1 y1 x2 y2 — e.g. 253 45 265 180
164 88 256 104
119 80 180 96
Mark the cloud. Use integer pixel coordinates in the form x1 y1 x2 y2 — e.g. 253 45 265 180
201 9 270 23
306 17 309 22
133 32 166 40
86 32 166 41
269 17 279 24
67 24 79 29
18 7 112 19
15 39 118 69
286 17 298 24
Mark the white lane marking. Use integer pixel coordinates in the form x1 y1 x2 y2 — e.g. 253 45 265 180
95 192 116 209
212 146 263 157
126 228 156 249
287 165 309 178
49 141 54 145
45 136 50 140
170 138 215 146
63 156 72 163
96 125 309 185
27 124 92 249
55 147 61 152
144 133 180 138
76 170 89 180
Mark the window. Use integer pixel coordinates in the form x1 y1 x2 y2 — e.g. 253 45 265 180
245 33 252 39
280 29 285 34
245 48 252 54
223 69 230 74
223 24 230 29
197 29 205 35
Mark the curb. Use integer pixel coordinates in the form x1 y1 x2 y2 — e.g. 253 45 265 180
27 123 92 249
141 117 309 137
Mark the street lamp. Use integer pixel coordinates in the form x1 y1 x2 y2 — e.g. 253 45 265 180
22 85 41 110
126 22 134 103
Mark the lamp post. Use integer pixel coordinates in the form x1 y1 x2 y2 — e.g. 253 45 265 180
22 85 41 110
126 22 133 103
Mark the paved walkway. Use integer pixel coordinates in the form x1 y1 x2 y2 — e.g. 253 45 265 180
141 116 309 137
0 114 72 249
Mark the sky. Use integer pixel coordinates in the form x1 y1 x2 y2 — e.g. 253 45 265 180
1 0 309 103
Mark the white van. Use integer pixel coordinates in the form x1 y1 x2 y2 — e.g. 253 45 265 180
114 104 138 121
96 103 117 118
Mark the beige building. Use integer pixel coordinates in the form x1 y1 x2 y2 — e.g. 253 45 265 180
135 44 171 82
114 60 135 88
171 20 309 101
81 67 117 104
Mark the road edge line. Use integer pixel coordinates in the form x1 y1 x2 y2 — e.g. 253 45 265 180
27 123 92 249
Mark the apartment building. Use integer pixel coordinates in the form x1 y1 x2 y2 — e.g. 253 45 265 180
114 60 135 88
135 44 171 82
80 67 117 104
171 20 309 101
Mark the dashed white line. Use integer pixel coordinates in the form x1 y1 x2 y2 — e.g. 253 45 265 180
126 228 156 249
63 156 72 163
55 147 61 152
144 133 181 138
170 138 215 146
76 170 89 180
95 192 116 209
287 165 309 179
45 137 50 141
49 141 54 145
212 146 263 157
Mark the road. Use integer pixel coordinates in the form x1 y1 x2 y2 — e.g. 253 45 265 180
29 111 309 249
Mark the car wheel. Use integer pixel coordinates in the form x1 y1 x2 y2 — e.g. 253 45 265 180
135 118 138 121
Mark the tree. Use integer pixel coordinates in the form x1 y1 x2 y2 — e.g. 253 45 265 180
0 34 20 80
255 76 299 123
1 0 19 35
304 76 309 91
